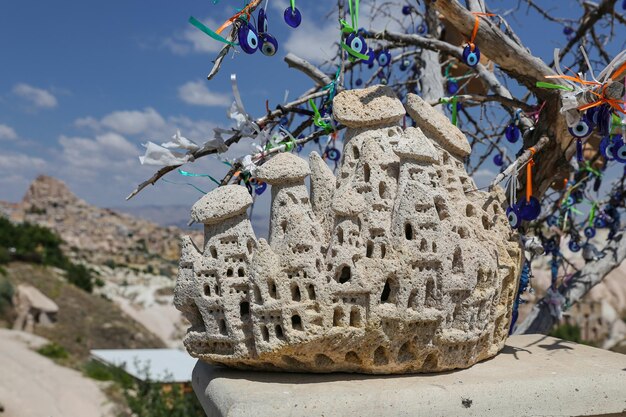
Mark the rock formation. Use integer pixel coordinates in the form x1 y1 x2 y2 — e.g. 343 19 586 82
175 85 524 374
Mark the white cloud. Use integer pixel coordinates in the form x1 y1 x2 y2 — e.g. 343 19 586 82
0 152 46 171
284 20 339 64
12 83 58 109
178 80 231 107
163 17 225 55
99 108 166 136
0 124 18 141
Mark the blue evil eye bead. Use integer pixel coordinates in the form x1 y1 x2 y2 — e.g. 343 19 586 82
238 22 259 54
623 0 626 10
417 23 427 34
584 109 597 128
326 147 341 161
520 196 541 221
279 116 289 125
364 49 375 65
576 138 583 162
259 33 278 56
399 58 411 71
505 124 520 143
547 215 558 227
506 205 522 229
493 153 504 166
447 102 462 112
568 240 581 252
614 141 626 163
355 78 363 86
255 181 267 195
584 226 596 239
566 195 575 206
447 80 459 94
296 144 303 152
462 44 481 68
258 7 268 33
377 50 391 67
346 33 368 55
568 119 591 138
594 216 607 228
284 6 302 28
600 135 616 160
563 26 574 36
597 105 611 135
402 5 413 15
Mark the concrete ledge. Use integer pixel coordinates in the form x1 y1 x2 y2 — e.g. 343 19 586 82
191 335 626 417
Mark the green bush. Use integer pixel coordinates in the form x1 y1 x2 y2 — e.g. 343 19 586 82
83 360 134 387
0 276 13 313
549 323 595 346
0 217 95 293
66 263 94 293
37 343 69 360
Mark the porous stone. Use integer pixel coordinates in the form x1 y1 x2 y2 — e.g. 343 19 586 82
333 85 406 128
256 152 310 184
405 93 472 157
175 85 523 374
191 185 252 225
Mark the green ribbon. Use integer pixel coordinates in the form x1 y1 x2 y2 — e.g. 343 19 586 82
178 169 221 186
588 202 597 227
189 16 237 47
340 0 359 34
309 99 333 132
440 96 459 126
535 81 574 92
340 42 369 61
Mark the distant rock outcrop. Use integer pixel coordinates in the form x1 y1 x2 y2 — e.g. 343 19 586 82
2 175 185 272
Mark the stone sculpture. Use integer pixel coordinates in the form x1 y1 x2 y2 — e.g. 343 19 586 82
175 85 523 374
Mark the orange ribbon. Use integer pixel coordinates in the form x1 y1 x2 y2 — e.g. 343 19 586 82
467 12 495 51
216 0 263 34
526 147 536 203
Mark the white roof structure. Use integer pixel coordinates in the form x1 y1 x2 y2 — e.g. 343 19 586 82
90 349 196 383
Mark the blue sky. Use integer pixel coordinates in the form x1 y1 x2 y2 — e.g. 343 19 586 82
0 0 623 215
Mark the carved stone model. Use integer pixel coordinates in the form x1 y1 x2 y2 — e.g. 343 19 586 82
175 85 523 374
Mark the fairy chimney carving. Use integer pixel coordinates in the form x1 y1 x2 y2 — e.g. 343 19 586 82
175 85 523 374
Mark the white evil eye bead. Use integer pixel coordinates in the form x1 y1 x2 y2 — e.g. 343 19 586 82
259 33 278 56
284 6 302 28
462 44 480 67
238 22 259 54
506 205 521 229
377 50 391 67
568 119 591 138
258 8 268 33
614 142 626 163
346 33 368 55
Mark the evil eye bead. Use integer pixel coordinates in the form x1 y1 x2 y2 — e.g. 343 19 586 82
259 33 278 56
284 6 302 28
506 205 522 229
255 181 267 195
355 78 363 86
326 147 341 161
377 50 391 67
447 80 459 94
399 58 411 71
600 136 616 160
614 141 626 163
568 119 591 138
520 196 541 221
563 26 574 36
493 153 504 167
402 5 413 15
547 215 558 227
258 7 268 33
584 226 596 239
417 23 427 34
346 33 368 55
364 49 375 65
462 44 481 68
594 216 607 228
568 240 581 252
238 22 259 54
505 124 520 143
